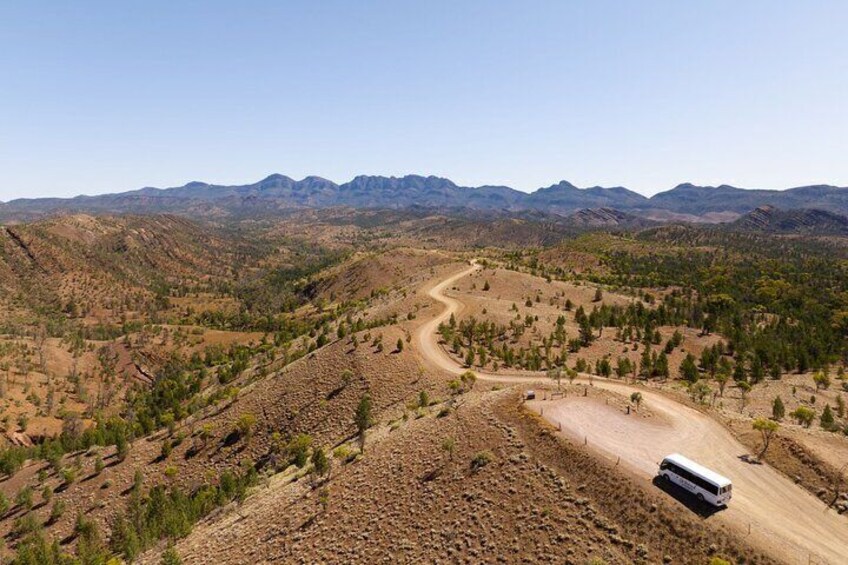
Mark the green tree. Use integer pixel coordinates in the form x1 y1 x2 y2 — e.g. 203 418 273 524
791 406 816 428
548 367 563 390
715 371 729 397
630 392 643 409
578 318 594 346
737 380 752 413
355 394 374 451
639 346 652 379
49 499 65 524
311 446 329 484
655 351 670 379
116 432 130 462
679 353 699 383
464 347 475 367
615 357 631 379
74 512 109 564
772 396 785 421
752 418 779 459
820 404 835 430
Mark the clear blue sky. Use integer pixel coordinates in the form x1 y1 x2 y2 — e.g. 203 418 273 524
1 1 846 200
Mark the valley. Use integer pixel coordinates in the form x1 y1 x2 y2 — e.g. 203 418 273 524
0 210 844 564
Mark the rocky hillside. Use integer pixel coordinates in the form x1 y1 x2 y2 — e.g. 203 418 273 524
0 214 248 324
732 205 848 235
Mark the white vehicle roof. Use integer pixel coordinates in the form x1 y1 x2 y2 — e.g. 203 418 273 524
662 453 731 487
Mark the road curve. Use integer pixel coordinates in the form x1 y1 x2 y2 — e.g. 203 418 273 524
416 262 848 564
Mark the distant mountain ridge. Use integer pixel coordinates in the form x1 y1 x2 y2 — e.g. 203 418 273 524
731 205 848 235
3 174 848 222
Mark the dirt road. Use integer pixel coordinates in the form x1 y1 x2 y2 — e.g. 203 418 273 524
417 263 848 564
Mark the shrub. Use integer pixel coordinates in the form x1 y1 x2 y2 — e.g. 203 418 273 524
287 434 313 468
116 433 130 462
460 371 476 390
61 467 77 485
162 546 182 565
41 485 52 505
16 486 34 511
814 371 831 391
49 499 65 523
442 437 456 460
235 413 256 440
470 451 493 472
13 513 41 537
332 444 357 463
688 381 711 404
161 439 173 460
791 406 816 428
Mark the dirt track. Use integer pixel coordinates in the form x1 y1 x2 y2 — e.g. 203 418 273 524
416 262 848 565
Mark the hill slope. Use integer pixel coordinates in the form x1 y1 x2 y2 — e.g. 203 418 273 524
731 205 848 234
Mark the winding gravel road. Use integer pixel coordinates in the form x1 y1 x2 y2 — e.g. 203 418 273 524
416 262 848 564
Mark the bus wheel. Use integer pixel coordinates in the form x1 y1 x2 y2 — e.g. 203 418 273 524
662 474 670 482
696 493 705 503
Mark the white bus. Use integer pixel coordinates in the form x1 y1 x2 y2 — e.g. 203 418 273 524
658 453 732 507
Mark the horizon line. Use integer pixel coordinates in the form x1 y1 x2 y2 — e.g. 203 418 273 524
5 173 847 204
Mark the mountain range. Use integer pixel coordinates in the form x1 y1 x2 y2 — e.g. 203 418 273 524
3 174 848 222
